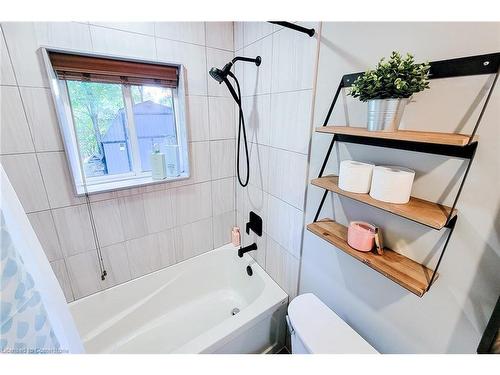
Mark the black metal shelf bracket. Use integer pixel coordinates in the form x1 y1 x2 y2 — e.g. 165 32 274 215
268 22 315 37
312 52 500 294
428 215 458 291
334 135 478 159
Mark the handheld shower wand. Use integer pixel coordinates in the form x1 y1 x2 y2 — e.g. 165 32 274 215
209 56 261 187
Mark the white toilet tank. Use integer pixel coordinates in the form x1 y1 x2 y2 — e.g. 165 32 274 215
287 293 378 354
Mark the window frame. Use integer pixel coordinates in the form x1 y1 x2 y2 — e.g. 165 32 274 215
41 47 190 195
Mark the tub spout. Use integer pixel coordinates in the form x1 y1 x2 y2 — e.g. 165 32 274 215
238 243 257 258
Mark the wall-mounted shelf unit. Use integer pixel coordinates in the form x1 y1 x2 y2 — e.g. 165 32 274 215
309 52 499 297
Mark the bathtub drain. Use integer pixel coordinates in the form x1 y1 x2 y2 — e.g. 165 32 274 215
231 308 240 316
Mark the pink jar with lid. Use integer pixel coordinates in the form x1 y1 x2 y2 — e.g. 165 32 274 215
347 221 376 252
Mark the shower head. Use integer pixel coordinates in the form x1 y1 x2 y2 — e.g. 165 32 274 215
209 62 233 83
209 56 261 84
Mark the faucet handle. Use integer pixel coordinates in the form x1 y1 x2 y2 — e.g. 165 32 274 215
246 211 262 236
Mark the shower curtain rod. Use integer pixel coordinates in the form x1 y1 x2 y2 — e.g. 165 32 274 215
268 21 315 37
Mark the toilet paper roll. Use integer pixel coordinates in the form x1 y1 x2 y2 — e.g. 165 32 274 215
338 160 375 194
369 165 415 204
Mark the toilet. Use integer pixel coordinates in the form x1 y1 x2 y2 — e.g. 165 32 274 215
287 293 378 354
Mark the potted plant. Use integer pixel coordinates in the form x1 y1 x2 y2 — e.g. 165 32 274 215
349 51 431 132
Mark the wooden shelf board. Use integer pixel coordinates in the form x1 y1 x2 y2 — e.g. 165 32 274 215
307 219 437 297
312 176 456 230
316 126 476 146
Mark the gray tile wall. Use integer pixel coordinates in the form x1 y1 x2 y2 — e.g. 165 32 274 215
233 22 319 300
0 22 237 301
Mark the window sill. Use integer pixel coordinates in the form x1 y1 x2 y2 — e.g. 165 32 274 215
75 172 190 196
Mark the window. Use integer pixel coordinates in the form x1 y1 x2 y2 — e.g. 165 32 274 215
43 50 189 194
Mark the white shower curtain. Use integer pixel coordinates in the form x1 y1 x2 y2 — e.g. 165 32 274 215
1 164 83 354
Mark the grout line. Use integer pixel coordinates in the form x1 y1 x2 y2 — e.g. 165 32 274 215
152 22 157 55
0 83 232 97
87 22 93 51
88 23 155 38
0 83 48 89
0 139 240 157
233 22 243 232
231 22 235 54
204 94 232 98
204 21 217 249
157 34 232 53
245 141 309 156
241 29 277 51
24 176 235 214
0 89 229 101
116 199 132 288
267 30 275 200
0 149 64 156
241 87 314 97
153 24 158 61
60 256 76 302
206 22 236 53
44 205 69 297
87 23 233 53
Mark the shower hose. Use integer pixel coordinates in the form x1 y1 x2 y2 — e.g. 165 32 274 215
222 71 250 187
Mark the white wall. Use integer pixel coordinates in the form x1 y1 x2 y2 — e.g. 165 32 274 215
0 22 236 301
300 22 500 353
233 22 319 299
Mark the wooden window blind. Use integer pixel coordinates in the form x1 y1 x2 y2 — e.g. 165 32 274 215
49 52 178 88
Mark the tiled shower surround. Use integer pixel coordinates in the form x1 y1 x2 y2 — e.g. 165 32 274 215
0 21 319 303
234 23 319 300
0 22 237 301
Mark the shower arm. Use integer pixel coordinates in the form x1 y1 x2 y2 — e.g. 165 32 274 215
232 56 261 66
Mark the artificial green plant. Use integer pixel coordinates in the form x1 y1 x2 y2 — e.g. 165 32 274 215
349 51 431 102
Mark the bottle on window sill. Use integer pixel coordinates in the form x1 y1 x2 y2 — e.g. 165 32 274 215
165 137 180 178
151 143 167 180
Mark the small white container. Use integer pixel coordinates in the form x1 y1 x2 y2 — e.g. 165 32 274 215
338 160 375 194
165 143 180 178
369 165 415 204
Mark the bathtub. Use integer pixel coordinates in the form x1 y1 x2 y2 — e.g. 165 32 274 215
69 243 288 354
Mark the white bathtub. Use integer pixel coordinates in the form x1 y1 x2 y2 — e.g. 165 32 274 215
69 243 288 354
